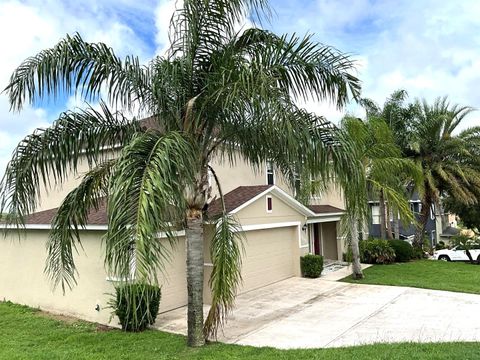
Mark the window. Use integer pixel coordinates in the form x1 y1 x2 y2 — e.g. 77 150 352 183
371 205 380 224
107 242 136 282
293 171 301 197
266 196 273 212
266 161 275 185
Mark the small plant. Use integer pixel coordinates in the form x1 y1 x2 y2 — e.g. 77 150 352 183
360 239 395 264
388 240 413 262
111 283 161 332
301 254 324 278
412 247 427 259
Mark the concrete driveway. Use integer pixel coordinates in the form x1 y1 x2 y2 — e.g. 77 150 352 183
155 266 480 348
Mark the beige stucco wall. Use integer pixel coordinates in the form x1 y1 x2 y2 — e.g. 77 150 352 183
36 151 118 212
321 222 338 260
35 147 344 214
235 193 306 227
210 153 292 196
0 230 187 326
309 183 345 210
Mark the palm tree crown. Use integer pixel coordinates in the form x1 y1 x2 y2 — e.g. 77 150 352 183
407 97 480 246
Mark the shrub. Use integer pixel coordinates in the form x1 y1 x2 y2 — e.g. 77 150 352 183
388 240 413 262
111 283 161 332
412 247 428 259
343 247 353 263
301 254 324 278
435 241 446 250
360 239 396 264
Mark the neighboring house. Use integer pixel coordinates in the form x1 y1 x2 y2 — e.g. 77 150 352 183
368 192 458 247
0 149 345 326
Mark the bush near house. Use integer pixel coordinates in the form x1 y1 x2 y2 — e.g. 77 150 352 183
301 254 324 278
388 240 413 262
111 283 161 332
360 239 396 264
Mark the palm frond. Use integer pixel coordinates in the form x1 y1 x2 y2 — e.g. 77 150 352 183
206 28 360 110
0 103 138 228
4 32 152 112
46 160 115 292
105 131 196 283
169 0 271 61
203 214 244 339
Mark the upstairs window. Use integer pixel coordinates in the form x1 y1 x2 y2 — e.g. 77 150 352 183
294 172 301 197
266 161 275 185
371 205 380 225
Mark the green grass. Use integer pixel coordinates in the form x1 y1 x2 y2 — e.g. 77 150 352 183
1 302 480 359
342 260 480 294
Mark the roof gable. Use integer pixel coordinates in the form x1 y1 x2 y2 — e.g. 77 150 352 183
207 185 316 218
207 185 272 218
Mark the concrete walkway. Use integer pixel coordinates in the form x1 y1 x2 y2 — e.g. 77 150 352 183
155 265 480 348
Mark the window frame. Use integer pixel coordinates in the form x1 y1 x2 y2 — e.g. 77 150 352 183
266 161 275 185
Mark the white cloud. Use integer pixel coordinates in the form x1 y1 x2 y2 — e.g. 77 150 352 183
155 0 179 55
272 0 480 131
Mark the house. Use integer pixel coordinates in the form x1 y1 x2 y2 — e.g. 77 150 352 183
368 192 458 247
0 149 346 326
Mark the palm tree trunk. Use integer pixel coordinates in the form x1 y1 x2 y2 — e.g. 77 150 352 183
393 212 400 239
350 219 364 279
186 208 205 347
379 190 387 239
386 203 393 239
413 192 431 250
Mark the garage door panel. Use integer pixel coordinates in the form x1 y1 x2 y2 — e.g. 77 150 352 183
240 227 296 293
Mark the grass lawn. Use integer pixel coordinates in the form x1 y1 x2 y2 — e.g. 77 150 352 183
341 260 480 294
1 302 480 359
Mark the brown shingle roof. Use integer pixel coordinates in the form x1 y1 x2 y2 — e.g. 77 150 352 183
207 185 272 218
308 204 344 214
22 185 275 225
24 199 108 225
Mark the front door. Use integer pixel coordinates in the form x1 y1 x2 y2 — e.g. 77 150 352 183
313 223 321 255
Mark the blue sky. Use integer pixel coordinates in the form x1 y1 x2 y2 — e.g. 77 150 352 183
1 0 479 175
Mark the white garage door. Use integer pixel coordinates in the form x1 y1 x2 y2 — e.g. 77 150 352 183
240 226 296 293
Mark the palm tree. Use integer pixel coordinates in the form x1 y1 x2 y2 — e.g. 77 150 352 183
341 116 420 243
407 97 480 248
0 0 363 346
358 91 422 239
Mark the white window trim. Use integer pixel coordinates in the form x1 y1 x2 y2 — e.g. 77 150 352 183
266 161 275 185
234 221 300 232
371 205 380 225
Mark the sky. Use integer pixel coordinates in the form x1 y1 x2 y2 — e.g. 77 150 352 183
0 0 479 176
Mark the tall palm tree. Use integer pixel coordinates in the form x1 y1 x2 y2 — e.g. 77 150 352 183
0 0 363 346
341 116 421 243
359 91 422 239
407 97 480 248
